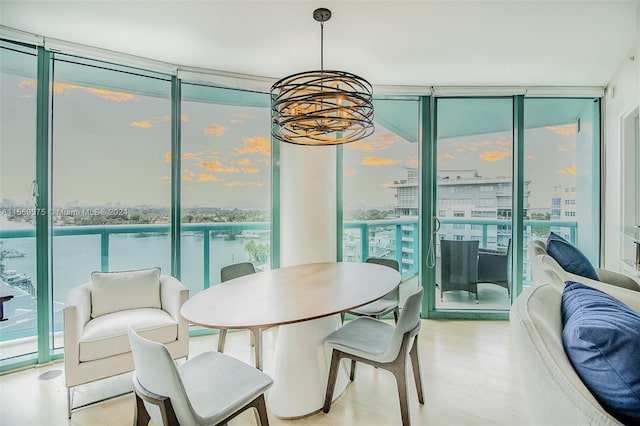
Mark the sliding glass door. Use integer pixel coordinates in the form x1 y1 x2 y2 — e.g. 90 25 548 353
427 96 601 317
433 98 514 312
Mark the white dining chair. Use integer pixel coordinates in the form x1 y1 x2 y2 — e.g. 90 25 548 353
218 261 266 369
343 257 401 323
324 287 425 426
128 327 273 426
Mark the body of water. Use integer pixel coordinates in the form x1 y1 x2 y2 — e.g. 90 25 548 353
0 230 270 338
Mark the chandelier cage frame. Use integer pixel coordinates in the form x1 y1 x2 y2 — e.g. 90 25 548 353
270 8 375 146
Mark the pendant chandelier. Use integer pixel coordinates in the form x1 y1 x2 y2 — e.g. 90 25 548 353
270 8 374 146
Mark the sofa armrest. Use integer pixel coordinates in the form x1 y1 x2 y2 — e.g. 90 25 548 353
159 275 189 320
63 283 92 367
595 268 640 292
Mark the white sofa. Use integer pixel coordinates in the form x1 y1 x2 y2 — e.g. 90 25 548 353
63 268 189 418
510 241 640 425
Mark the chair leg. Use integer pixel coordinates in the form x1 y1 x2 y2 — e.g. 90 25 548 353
67 387 72 419
217 329 227 352
409 338 424 404
254 394 269 426
349 359 356 381
134 393 152 426
393 307 400 324
392 357 411 426
340 312 345 324
252 328 263 371
323 350 343 413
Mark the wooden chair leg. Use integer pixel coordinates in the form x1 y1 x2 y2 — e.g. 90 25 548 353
392 357 411 426
409 338 424 404
134 393 152 426
323 350 343 413
349 359 356 381
217 329 227 352
254 394 269 426
252 328 263 371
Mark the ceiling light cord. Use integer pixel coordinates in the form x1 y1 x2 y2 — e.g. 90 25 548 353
320 20 324 71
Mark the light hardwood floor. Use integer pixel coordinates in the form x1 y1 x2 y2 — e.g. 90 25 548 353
0 319 529 426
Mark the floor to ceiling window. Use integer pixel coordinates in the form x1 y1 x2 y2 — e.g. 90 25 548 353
0 37 603 368
0 42 38 363
180 83 271 295
341 97 420 302
49 55 172 351
434 98 514 312
426 96 601 317
523 98 600 282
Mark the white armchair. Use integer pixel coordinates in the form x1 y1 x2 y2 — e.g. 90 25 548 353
63 267 189 418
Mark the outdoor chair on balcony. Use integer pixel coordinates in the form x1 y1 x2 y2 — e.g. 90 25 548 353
63 267 189 418
342 257 400 324
218 262 265 369
478 238 512 297
128 328 273 426
323 287 424 426
440 240 479 303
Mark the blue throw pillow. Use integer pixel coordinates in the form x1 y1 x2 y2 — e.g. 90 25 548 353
547 232 599 281
561 281 640 424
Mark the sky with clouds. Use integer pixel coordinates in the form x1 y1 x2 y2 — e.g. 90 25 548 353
2 67 583 213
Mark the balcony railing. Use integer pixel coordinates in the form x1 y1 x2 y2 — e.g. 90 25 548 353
0 218 577 345
344 217 578 280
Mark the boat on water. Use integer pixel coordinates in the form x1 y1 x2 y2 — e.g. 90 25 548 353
1 270 32 287
0 248 26 258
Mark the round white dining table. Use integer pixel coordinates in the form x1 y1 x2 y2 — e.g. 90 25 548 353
180 261 401 418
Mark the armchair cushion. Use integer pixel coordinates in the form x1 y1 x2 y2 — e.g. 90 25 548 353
561 281 640 424
90 267 161 318
80 308 177 362
546 232 599 281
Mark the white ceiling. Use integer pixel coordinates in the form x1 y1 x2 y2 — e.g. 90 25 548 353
0 0 638 88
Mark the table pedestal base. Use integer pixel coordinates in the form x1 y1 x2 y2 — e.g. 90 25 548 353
267 314 349 418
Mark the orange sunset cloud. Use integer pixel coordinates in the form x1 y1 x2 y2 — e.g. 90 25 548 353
205 124 227 136
558 165 577 175
164 151 200 163
481 150 511 162
199 161 239 173
198 173 222 182
361 157 399 166
237 137 270 156
131 121 152 128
